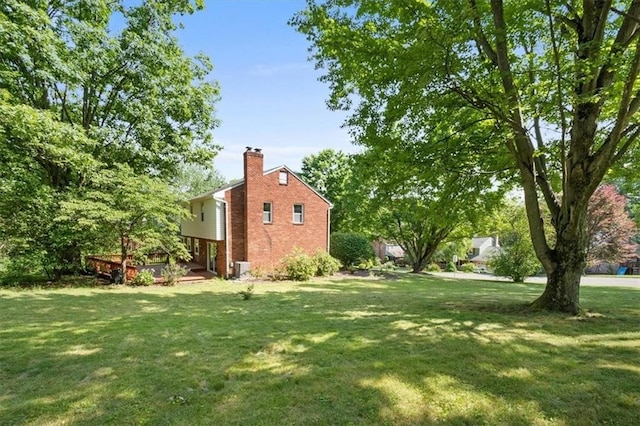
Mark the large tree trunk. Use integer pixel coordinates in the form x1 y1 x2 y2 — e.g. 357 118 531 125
531 243 585 315
530 209 588 315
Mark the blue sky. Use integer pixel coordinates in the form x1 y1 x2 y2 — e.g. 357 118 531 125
176 0 356 181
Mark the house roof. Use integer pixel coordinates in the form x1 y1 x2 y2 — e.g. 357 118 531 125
472 237 492 249
469 246 501 263
385 245 405 259
187 165 333 207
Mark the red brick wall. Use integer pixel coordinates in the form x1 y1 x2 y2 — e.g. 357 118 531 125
230 149 330 272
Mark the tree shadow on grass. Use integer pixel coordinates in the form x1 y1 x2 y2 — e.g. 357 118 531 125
0 275 639 424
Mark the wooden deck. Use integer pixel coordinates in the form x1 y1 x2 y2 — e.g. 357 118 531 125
136 262 217 284
87 255 217 284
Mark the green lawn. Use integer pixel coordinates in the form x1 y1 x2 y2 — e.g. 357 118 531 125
1 274 639 425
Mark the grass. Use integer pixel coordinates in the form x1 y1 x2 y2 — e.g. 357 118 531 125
1 274 639 425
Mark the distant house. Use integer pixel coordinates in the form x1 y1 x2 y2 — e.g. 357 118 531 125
180 148 332 278
586 251 640 275
468 236 500 271
372 240 405 263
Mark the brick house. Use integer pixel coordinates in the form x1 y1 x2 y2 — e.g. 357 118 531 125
180 148 332 277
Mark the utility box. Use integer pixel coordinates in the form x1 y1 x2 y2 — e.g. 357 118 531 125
234 261 250 278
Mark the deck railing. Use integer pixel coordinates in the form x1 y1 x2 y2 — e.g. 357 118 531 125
85 256 138 281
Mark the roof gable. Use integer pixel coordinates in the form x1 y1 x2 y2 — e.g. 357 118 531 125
188 165 332 207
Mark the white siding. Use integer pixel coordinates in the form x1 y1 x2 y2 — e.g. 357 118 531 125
214 200 225 240
181 198 225 241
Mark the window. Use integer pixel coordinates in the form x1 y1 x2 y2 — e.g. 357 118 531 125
293 204 304 224
263 202 272 223
279 171 288 185
186 238 192 252
200 203 205 222
194 238 200 255
190 204 193 215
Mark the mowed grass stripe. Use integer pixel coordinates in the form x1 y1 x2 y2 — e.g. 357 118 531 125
1 274 639 425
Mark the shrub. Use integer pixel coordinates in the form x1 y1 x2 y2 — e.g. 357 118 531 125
445 261 457 272
426 263 441 272
460 262 475 273
381 261 397 271
489 239 541 282
131 270 154 286
330 232 375 267
313 250 341 277
357 259 375 270
160 263 188 286
280 248 316 281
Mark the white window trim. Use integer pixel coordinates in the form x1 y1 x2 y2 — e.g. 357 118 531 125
186 238 192 252
263 202 272 224
200 203 205 222
279 171 288 185
194 238 200 255
293 204 304 224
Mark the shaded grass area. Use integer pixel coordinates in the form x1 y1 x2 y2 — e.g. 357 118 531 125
1 274 639 425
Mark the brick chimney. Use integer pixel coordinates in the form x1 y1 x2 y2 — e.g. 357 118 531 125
243 147 264 261
243 147 264 183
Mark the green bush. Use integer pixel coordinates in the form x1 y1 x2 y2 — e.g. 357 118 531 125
313 250 341 277
488 239 540 282
280 248 316 281
460 263 475 273
357 259 375 270
445 261 457 272
160 263 188 286
381 261 397 271
330 232 375 267
131 270 154 286
426 263 441 272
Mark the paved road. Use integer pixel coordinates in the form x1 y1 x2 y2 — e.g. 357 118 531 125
430 271 640 288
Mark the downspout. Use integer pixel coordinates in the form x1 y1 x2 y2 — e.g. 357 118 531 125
327 204 333 253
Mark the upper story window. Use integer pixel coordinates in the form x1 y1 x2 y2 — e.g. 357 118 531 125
200 203 205 221
279 171 288 185
263 202 272 224
293 204 304 224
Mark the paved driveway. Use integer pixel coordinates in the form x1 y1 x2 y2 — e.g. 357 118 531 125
430 271 640 288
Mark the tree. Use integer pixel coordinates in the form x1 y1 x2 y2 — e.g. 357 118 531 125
60 166 190 284
174 163 226 198
0 102 99 279
488 202 541 282
433 237 472 265
300 149 353 232
292 1 640 313
346 143 505 273
586 185 638 267
0 0 218 275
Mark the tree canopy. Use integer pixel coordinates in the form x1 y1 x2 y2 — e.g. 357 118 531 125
293 1 640 313
299 149 353 232
0 0 219 279
586 184 638 266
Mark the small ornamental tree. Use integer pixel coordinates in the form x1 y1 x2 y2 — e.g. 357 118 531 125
586 185 638 267
488 201 541 283
489 238 540 283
